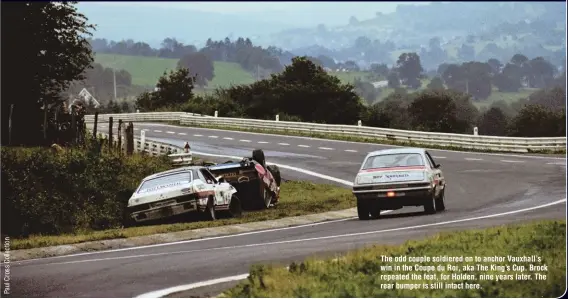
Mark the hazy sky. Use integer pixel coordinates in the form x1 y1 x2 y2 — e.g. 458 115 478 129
85 1 431 26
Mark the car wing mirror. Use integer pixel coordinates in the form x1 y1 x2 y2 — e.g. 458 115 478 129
435 164 441 169
216 176 225 183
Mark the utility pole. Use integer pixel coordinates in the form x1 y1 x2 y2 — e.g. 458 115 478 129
113 68 117 102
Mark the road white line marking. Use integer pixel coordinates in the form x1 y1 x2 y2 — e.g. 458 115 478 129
135 197 567 298
136 274 250 298
546 162 566 166
137 123 565 160
501 160 525 163
318 147 334 150
208 136 218 139
465 157 483 161
134 128 140 131
194 134 203 137
153 130 162 133
166 131 175 134
178 133 187 136
258 141 269 144
345 149 358 153
278 143 290 146
223 137 234 140
298 145 310 148
240 139 251 143
432 156 446 159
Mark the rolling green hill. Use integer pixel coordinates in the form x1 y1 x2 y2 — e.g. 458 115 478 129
95 53 256 88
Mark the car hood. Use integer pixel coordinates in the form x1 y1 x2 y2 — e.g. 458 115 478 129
128 180 201 207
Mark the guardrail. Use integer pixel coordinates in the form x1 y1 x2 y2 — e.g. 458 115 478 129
95 131 192 166
86 112 567 153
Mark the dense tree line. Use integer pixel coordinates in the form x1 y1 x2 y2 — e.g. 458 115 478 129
135 57 565 139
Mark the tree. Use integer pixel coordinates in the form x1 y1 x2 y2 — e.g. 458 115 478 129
478 107 508 136
226 57 364 125
527 87 566 111
487 58 502 76
494 63 523 92
409 90 478 134
135 68 195 111
396 53 423 88
442 62 492 100
525 57 556 88
387 72 401 88
2 2 95 146
427 77 445 90
508 104 565 137
177 52 215 86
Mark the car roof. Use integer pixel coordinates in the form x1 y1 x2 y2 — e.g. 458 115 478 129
143 166 204 180
366 147 426 157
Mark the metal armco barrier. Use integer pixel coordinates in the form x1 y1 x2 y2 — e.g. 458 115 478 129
95 131 192 166
86 112 567 153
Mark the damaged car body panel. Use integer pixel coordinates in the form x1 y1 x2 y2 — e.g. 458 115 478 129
207 149 281 210
127 166 238 223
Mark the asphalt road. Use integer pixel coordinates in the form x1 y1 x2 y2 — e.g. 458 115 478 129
6 122 566 297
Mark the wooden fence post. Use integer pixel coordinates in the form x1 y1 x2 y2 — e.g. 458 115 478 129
70 108 77 145
108 117 113 150
117 119 123 154
126 122 134 155
93 111 99 139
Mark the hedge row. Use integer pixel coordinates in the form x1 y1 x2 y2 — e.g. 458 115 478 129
1 144 171 237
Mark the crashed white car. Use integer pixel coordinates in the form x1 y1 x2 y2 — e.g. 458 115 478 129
352 148 446 220
127 166 242 224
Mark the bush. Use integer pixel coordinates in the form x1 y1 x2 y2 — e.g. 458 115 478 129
1 144 171 237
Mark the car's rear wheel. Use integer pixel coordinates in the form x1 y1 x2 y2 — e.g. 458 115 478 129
435 189 446 211
423 192 437 214
357 198 370 220
370 207 381 219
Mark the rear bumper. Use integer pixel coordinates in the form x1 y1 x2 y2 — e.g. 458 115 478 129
130 200 199 222
354 187 434 209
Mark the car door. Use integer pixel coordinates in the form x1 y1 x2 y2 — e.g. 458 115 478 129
202 168 229 206
425 151 444 196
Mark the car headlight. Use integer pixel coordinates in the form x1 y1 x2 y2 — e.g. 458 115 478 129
357 175 372 184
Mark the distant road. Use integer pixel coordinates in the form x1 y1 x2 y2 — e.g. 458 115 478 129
371 80 388 88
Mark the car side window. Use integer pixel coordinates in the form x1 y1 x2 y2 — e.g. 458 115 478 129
425 151 436 168
200 169 216 184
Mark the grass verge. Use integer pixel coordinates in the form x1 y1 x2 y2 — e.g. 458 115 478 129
10 180 355 250
169 121 566 155
224 220 566 298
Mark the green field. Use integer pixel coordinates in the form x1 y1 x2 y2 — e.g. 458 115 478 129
95 53 370 90
95 53 256 88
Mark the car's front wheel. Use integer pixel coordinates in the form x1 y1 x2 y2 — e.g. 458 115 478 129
205 197 217 220
357 198 370 220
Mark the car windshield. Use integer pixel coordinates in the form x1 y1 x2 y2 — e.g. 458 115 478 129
137 172 193 193
362 153 425 170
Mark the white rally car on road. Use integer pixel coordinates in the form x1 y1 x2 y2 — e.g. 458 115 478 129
352 148 446 220
127 166 242 224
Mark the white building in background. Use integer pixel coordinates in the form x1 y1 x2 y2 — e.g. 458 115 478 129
69 88 100 110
